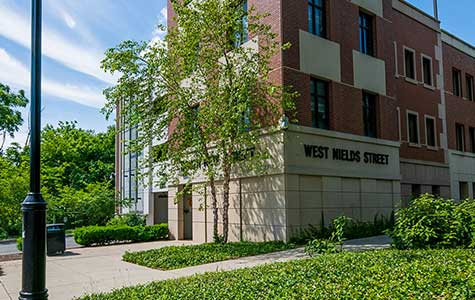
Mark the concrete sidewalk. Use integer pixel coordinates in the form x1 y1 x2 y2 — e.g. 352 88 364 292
0 236 391 300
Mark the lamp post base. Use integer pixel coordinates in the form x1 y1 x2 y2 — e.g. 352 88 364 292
19 290 49 300
19 193 48 300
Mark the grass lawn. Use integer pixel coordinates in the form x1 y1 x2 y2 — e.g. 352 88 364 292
122 241 297 270
81 249 475 300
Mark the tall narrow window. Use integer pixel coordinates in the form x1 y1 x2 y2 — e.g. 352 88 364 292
362 92 377 138
453 69 462 97
459 181 468 200
308 0 326 37
310 79 329 129
234 1 248 47
404 48 416 80
469 127 475 153
359 12 374 56
425 117 436 147
422 56 433 86
466 74 474 101
456 123 465 151
407 112 419 144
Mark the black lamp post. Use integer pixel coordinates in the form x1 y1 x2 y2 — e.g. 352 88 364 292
19 0 48 299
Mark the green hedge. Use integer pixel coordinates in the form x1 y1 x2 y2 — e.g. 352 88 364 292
16 237 22 251
73 224 168 246
123 241 296 270
79 249 475 300
388 194 475 249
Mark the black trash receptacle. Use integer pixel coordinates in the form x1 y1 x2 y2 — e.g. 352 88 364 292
47 224 65 256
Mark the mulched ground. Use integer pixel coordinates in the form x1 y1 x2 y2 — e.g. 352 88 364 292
0 253 22 263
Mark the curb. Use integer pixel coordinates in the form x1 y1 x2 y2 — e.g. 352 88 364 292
0 233 73 245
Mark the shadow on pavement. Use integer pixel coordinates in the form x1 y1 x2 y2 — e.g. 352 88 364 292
49 251 80 258
0 265 4 277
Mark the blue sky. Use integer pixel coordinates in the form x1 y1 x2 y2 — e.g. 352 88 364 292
1 0 474 146
1 0 167 146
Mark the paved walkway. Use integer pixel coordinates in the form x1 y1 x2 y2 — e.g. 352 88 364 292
0 236 391 300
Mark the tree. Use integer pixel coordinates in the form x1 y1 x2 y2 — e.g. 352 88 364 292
102 0 296 243
0 83 28 152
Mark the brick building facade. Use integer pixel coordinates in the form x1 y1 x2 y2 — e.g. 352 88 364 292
117 0 475 243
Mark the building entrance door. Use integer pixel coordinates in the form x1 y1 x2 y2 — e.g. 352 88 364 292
183 193 193 240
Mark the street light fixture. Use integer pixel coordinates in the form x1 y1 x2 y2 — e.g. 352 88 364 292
19 0 48 299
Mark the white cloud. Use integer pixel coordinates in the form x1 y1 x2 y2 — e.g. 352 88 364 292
150 6 168 46
0 2 115 84
61 11 77 29
0 48 105 108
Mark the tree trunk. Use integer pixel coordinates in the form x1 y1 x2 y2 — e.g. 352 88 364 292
222 165 231 243
209 176 219 242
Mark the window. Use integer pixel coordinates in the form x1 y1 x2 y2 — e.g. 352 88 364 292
456 123 465 151
453 69 462 97
422 56 433 86
466 74 474 101
459 181 468 200
359 12 374 56
308 0 326 37
362 92 377 138
411 184 421 198
425 116 436 148
310 79 329 129
234 1 248 46
404 48 416 80
469 127 475 153
407 112 419 144
432 185 440 196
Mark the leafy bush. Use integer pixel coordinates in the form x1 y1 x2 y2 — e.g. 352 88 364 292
73 224 168 246
123 241 296 270
16 237 22 251
106 213 146 227
0 228 8 240
292 212 394 244
79 249 475 300
304 216 349 256
388 194 475 249
305 239 339 256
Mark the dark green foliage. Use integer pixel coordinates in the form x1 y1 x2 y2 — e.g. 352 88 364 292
0 83 28 152
16 237 22 251
73 224 168 247
106 213 146 227
79 249 475 300
0 228 8 240
389 194 475 249
292 213 394 245
122 241 296 270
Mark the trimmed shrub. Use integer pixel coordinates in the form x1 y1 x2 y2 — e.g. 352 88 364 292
79 249 475 300
106 213 146 227
388 194 475 249
0 228 8 240
16 237 22 251
73 224 168 246
123 241 296 270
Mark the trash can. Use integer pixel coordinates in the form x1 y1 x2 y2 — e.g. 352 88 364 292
47 224 65 256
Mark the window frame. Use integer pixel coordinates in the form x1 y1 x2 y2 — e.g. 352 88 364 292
359 11 375 56
421 54 434 88
362 92 378 138
310 78 330 130
407 110 420 146
466 74 474 101
453 68 462 97
455 123 465 152
469 127 475 153
308 0 326 38
403 46 417 83
424 115 437 149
